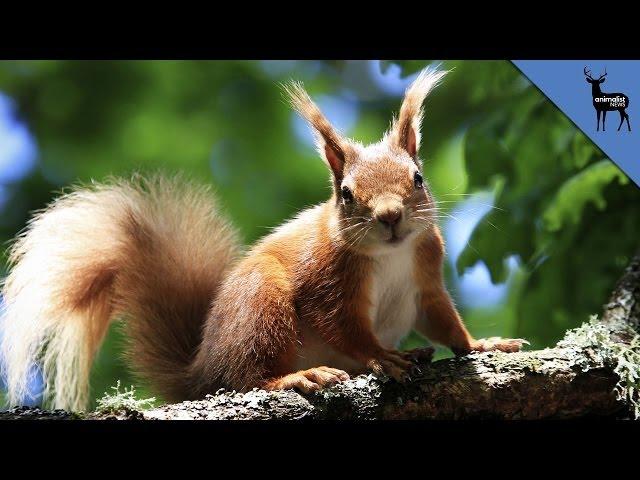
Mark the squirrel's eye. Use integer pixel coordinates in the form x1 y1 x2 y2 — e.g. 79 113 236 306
414 172 424 190
341 186 353 204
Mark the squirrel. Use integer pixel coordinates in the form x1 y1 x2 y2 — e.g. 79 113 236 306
0 67 527 412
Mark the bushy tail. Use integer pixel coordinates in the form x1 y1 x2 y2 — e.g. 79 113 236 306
0 174 239 411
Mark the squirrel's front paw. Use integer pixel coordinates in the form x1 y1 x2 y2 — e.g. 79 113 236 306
367 350 412 383
398 346 435 376
470 337 529 353
400 346 435 363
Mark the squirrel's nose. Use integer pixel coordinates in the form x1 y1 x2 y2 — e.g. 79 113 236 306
377 210 402 228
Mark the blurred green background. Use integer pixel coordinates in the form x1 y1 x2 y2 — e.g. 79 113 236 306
0 60 638 409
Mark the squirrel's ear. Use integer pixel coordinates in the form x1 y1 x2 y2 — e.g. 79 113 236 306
390 67 448 162
283 81 347 184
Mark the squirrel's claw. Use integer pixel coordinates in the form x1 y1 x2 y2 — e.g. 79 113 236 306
401 346 435 364
368 349 413 383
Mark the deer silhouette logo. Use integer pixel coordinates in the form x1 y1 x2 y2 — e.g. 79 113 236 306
584 66 631 132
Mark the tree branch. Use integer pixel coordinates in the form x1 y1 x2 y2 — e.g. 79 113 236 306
3 255 639 421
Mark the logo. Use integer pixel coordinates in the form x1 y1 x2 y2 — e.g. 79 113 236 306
584 66 631 132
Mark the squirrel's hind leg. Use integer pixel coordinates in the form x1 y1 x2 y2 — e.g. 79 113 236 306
195 254 352 395
263 366 350 394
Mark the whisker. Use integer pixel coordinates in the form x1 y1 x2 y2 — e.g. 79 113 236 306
432 200 505 212
337 222 368 234
343 224 369 250
413 208 440 212
341 216 372 222
353 225 372 249
484 218 502 232
446 180 466 193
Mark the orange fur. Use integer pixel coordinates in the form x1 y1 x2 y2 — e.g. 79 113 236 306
414 229 474 351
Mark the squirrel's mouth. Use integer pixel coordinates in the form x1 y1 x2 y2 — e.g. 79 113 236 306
386 231 405 244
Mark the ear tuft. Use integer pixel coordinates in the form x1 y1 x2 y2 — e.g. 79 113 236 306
390 66 448 160
282 81 347 183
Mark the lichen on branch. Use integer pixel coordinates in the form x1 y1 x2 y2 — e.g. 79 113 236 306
559 315 640 418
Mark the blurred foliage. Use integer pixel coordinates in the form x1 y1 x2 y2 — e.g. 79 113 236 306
0 60 638 408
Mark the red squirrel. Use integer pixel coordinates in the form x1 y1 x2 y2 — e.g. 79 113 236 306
0 68 526 411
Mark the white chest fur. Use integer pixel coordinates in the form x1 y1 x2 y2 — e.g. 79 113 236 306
368 244 419 348
294 241 420 372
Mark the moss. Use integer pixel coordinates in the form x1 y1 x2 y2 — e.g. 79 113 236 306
94 380 156 415
559 315 640 419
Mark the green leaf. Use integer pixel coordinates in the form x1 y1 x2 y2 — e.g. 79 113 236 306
543 160 629 232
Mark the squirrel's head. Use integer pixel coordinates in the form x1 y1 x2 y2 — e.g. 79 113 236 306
285 67 447 253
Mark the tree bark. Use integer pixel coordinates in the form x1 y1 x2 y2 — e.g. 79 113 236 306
2 254 639 421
